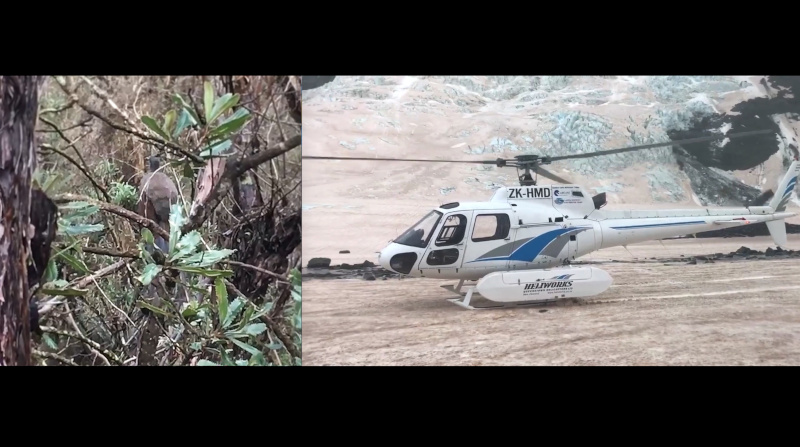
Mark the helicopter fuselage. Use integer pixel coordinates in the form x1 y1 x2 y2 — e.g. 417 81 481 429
378 179 798 281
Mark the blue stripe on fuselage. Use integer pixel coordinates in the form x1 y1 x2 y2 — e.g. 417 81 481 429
784 177 797 197
468 227 585 263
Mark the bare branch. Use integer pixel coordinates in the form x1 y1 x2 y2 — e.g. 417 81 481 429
40 326 124 366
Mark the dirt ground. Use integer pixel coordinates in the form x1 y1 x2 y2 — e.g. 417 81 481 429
303 236 800 366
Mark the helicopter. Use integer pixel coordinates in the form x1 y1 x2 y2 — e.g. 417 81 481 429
304 129 800 309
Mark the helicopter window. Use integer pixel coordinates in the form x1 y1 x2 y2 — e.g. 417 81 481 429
394 210 442 249
572 191 584 197
426 248 460 266
472 214 511 243
435 214 467 246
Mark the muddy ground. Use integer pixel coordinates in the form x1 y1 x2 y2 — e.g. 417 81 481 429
303 236 800 365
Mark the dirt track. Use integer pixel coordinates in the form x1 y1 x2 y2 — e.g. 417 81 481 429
303 236 800 365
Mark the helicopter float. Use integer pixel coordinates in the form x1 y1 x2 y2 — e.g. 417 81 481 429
304 129 800 309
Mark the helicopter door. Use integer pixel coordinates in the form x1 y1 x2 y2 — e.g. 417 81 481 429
461 211 513 276
419 211 473 275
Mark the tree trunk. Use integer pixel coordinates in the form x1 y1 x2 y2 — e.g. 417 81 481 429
0 76 44 366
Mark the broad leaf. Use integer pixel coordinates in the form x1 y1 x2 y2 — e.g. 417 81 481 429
222 297 245 329
226 336 262 357
198 139 232 158
56 251 90 274
59 202 99 220
168 203 185 254
43 259 58 284
173 266 233 278
208 108 250 140
60 223 104 236
179 249 235 268
137 263 162 286
243 323 267 336
141 228 154 246
203 82 214 123
43 334 58 350
196 360 219 366
137 299 169 316
163 110 177 136
39 287 88 296
220 348 236 366
141 115 171 141
209 93 240 124
172 94 201 125
173 109 191 138
215 277 228 328
235 359 249 366
169 230 202 262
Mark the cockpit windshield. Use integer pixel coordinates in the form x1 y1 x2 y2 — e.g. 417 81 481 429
393 210 442 248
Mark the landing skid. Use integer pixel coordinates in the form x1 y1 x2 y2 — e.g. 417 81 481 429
441 280 557 310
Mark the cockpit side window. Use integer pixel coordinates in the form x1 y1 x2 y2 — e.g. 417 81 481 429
435 214 467 246
472 213 511 242
393 210 442 248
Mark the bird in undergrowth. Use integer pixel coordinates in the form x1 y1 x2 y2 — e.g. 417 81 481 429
137 155 179 254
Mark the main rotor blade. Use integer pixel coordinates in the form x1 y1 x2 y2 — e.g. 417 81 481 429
302 155 494 164
548 129 773 162
535 165 572 184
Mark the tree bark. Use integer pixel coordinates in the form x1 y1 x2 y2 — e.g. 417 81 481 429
0 76 44 366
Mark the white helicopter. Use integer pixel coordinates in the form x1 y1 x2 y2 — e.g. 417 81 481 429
305 129 800 309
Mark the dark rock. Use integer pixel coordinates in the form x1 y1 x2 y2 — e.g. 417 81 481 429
765 247 776 256
687 259 697 265
363 272 376 281
382 275 388 280
307 257 331 268
539 309 548 313
696 255 708 260
339 250 350 254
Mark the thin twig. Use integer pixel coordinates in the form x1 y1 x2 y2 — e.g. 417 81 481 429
52 193 169 241
40 326 125 366
226 260 288 282
33 349 79 366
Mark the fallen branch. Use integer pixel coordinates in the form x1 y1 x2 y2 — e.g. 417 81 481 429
41 143 111 202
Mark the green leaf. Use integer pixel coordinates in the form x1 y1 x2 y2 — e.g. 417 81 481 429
182 305 198 321
235 359 249 366
43 333 58 350
141 115 171 141
56 251 90 274
222 297 245 329
209 93 240 124
43 259 58 284
196 360 219 366
249 352 267 366
182 160 194 179
172 266 233 277
208 108 250 140
220 348 236 366
141 228 154 246
51 279 69 288
215 277 228 328
198 139 232 158
169 230 202 262
39 287 88 296
203 82 215 124
163 110 177 136
60 202 99 220
168 203 185 254
172 94 201 126
137 263 162 286
190 342 202 351
226 336 262 357
243 323 267 336
137 299 169 316
59 223 104 236
180 249 236 268
292 285 301 303
173 109 191 138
